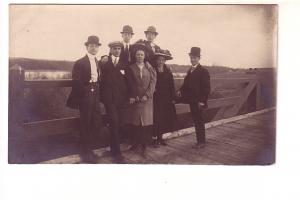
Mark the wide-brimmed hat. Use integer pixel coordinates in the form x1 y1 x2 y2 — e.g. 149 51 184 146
152 49 173 60
188 47 201 57
131 42 148 53
144 26 158 35
85 35 101 46
121 25 134 35
108 41 124 48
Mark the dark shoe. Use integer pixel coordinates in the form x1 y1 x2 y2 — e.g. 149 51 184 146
80 151 98 163
113 155 127 164
151 140 159 148
129 144 138 151
140 146 147 159
192 143 205 149
159 139 167 146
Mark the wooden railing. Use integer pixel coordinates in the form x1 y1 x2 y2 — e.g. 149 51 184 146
9 65 264 139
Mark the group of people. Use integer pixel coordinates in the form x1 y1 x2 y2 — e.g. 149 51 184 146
66 25 211 164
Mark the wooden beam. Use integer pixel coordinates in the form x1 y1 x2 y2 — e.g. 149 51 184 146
175 96 240 115
24 117 80 138
222 79 258 119
24 79 73 88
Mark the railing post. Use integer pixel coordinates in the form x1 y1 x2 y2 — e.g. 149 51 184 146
8 65 25 163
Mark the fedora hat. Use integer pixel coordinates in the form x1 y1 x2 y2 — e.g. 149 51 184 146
188 47 201 57
121 25 134 35
144 26 158 35
85 35 101 46
108 41 124 48
152 49 173 60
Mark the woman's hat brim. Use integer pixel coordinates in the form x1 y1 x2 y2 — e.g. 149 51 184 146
152 53 173 60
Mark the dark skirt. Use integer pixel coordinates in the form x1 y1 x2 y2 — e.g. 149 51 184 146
153 101 177 134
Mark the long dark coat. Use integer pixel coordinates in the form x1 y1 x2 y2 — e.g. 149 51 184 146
153 65 177 133
124 62 157 126
66 55 101 109
99 56 129 107
179 64 211 108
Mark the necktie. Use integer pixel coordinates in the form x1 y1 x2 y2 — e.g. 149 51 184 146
113 58 117 66
124 44 130 62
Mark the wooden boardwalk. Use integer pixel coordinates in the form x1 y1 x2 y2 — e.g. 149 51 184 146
43 109 275 165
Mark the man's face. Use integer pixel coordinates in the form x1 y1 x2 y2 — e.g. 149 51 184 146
122 33 133 43
145 32 156 42
86 44 99 55
110 46 122 57
190 55 200 66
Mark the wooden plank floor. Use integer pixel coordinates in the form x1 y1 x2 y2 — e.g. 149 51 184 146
74 110 275 165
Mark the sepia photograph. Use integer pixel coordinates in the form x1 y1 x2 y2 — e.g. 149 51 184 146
8 4 277 165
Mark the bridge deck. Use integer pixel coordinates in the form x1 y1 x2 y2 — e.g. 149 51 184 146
43 109 275 165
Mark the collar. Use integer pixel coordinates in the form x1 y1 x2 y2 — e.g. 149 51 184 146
86 52 96 60
111 55 119 62
192 63 200 68
123 41 130 47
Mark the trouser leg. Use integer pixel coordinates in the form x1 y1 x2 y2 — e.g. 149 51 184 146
79 92 94 152
190 103 206 144
105 104 121 156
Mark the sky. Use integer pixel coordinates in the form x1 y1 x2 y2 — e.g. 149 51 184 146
9 5 277 68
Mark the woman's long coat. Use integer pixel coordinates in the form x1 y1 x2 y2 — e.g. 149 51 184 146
153 65 177 133
124 62 157 126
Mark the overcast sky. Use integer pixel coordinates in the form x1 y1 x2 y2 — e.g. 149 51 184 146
9 5 277 68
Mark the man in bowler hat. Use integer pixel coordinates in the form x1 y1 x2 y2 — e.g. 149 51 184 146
177 47 211 148
135 26 161 67
66 35 102 161
100 41 128 163
120 25 135 66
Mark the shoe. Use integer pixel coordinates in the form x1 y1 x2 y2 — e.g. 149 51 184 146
113 155 127 164
151 140 159 148
159 139 167 146
140 147 147 159
129 144 138 151
80 151 98 163
192 143 205 149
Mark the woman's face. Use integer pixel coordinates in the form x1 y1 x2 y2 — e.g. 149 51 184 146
135 50 145 63
156 56 166 68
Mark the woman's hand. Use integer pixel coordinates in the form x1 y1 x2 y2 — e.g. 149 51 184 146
140 95 148 102
129 98 136 104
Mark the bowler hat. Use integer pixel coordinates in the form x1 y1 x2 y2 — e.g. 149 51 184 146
108 41 124 48
85 35 101 46
152 49 173 60
121 25 134 35
188 47 201 57
144 26 158 35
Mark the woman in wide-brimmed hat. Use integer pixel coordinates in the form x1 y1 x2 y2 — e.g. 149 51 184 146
124 42 157 157
151 49 177 146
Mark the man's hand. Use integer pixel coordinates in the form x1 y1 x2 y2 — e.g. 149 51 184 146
198 102 205 108
100 55 109 64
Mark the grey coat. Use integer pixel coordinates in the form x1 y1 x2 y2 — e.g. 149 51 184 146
124 62 157 126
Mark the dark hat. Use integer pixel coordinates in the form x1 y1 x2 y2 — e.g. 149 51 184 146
121 25 134 35
131 42 149 59
152 49 173 60
108 41 124 48
188 47 201 57
85 35 101 46
144 26 158 35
